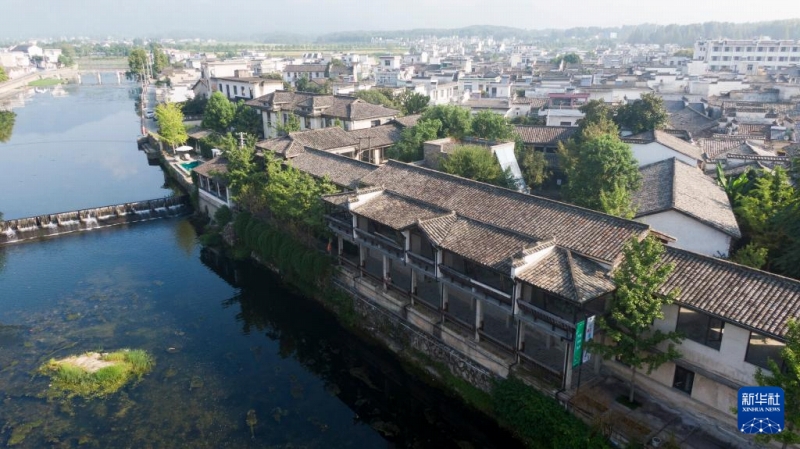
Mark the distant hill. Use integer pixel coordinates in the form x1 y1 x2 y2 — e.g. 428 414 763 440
314 20 800 47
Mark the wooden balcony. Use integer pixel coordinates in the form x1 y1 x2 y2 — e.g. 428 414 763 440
407 251 436 275
517 300 576 336
354 228 405 260
439 264 512 309
325 214 354 242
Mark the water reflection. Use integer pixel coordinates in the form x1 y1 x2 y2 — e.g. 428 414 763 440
203 249 524 449
0 110 15 142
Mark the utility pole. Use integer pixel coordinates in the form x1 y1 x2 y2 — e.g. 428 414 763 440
238 132 246 149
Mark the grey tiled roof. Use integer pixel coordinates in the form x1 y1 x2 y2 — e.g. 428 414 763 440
633 158 741 238
624 129 703 161
285 64 328 72
289 127 359 151
393 114 421 128
348 125 402 150
514 126 578 145
668 107 718 136
256 137 304 158
418 214 540 272
352 191 450 230
662 246 800 338
287 148 377 189
699 136 749 160
360 161 650 263
516 247 615 303
323 97 400 121
193 156 228 180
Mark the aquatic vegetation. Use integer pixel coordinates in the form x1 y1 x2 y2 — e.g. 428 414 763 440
189 376 204 390
38 349 154 399
246 409 257 438
7 420 44 446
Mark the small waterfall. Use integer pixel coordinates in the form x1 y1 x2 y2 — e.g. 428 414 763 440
57 212 80 227
15 217 39 232
1 195 191 245
96 206 116 221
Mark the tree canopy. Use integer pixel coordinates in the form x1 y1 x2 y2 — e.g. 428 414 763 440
231 100 262 137
202 92 236 133
277 113 301 136
439 144 511 188
754 318 800 448
559 127 641 218
0 66 8 83
420 105 472 139
398 91 430 115
386 118 442 162
127 48 148 80
155 102 187 149
616 93 668 134
354 89 398 109
470 110 514 141
515 137 548 190
589 236 683 404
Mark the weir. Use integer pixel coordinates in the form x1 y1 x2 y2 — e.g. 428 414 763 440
0 195 191 245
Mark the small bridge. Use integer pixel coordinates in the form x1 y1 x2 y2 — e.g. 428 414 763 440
0 195 191 245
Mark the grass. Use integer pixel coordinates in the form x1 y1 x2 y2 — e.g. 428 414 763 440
28 78 65 87
39 349 154 399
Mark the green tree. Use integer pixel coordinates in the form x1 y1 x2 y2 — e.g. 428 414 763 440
439 145 510 188
673 49 693 57
202 92 237 133
559 130 641 218
754 319 800 449
563 53 581 64
295 76 315 93
155 102 188 149
152 48 169 75
515 137 548 190
470 110 514 141
276 113 301 136
232 100 262 137
398 91 430 115
730 242 769 269
578 100 615 132
354 89 398 109
616 92 668 134
127 48 148 81
589 236 683 404
386 118 442 162
0 66 8 82
0 110 16 143
57 44 76 67
420 105 472 139
267 155 338 234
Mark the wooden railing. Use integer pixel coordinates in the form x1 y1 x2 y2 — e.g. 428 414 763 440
407 251 435 274
354 228 404 259
517 300 576 334
438 264 512 307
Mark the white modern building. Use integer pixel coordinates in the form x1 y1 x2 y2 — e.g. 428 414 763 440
693 39 800 72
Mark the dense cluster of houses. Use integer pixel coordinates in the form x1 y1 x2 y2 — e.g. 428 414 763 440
181 36 800 446
0 43 63 77
6 34 794 445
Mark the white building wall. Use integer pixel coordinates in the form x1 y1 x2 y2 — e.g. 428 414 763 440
635 210 732 257
629 142 698 167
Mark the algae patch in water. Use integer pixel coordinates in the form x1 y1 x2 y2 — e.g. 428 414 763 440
38 349 154 399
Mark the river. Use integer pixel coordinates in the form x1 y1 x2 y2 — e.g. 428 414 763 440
0 80 522 447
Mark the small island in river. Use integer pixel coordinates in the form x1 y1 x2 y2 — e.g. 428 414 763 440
38 349 154 399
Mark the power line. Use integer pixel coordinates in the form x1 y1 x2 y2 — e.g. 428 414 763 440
0 139 142 147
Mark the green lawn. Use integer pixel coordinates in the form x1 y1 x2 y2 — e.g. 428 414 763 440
28 78 65 87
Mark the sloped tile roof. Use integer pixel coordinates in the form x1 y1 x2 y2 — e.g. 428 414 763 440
516 247 615 303
393 114 421 128
661 246 800 338
289 127 359 151
256 136 304 158
192 156 228 179
348 125 402 150
699 136 749 160
352 191 450 230
287 148 377 189
360 161 650 263
624 129 703 161
668 107 718 136
285 64 328 72
418 214 539 272
324 97 399 121
514 126 578 145
633 158 740 238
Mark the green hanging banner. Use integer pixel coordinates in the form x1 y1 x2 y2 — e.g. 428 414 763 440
573 319 586 368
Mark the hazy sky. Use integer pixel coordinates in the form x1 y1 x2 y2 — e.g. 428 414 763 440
3 0 797 39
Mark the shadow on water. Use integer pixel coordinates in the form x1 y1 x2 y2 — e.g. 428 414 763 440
202 248 524 449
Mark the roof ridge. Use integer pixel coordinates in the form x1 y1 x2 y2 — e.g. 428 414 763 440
564 249 581 302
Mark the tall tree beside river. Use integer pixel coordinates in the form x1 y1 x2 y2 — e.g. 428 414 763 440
155 103 188 149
